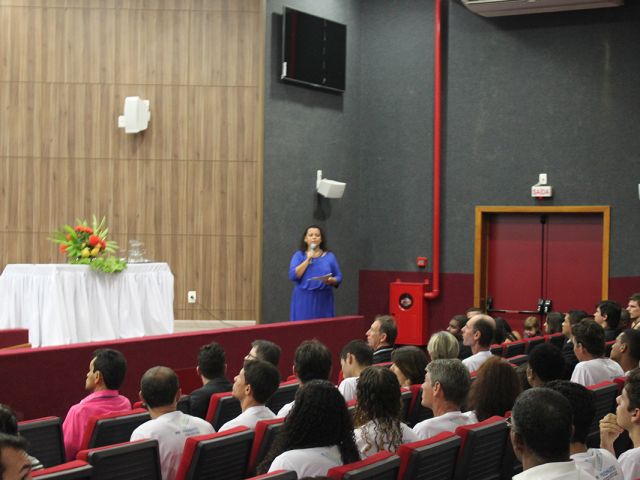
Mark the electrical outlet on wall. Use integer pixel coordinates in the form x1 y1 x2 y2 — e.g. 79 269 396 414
187 291 197 304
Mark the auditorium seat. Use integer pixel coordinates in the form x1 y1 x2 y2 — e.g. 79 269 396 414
400 387 412 422
266 379 300 415
205 392 242 430
490 344 503 357
245 471 297 480
18 416 65 467
406 384 433 428
503 341 526 358
327 451 400 479
506 354 528 367
453 416 509 480
397 431 460 480
77 439 161 480
586 381 618 448
175 426 254 480
545 332 565 349
31 460 93 479
524 336 544 353
246 418 286 476
78 408 150 452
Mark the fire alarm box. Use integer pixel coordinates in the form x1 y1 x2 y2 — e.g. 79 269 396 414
389 279 429 345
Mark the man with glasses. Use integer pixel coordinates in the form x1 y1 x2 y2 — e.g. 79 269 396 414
245 339 281 368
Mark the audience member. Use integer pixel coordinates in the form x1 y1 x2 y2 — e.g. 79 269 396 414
546 380 623 480
526 343 565 387
468 356 521 421
544 311 564 335
494 317 519 343
465 307 483 319
600 368 640 480
619 310 630 332
189 342 233 419
245 339 282 367
627 294 640 330
511 388 595 479
218 360 280 432
523 316 542 338
595 301 622 342
62 348 131 460
0 405 41 471
610 329 640 375
571 320 624 386
131 366 214 480
277 340 332 417
427 331 460 361
447 315 472 359
562 310 589 379
259 380 359 477
390 346 428 387
338 340 373 401
353 367 418 458
461 314 496 372
366 315 397 363
412 359 476 440
0 434 31 480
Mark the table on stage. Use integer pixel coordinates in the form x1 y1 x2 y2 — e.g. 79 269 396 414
0 263 174 347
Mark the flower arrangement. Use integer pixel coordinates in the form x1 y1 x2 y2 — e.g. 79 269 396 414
50 216 127 273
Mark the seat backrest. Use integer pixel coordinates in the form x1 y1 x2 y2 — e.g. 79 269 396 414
406 384 433 428
31 460 93 479
246 418 286 476
490 344 503 357
80 409 150 451
506 354 528 367
175 426 254 480
397 431 460 480
545 333 565 349
525 336 545 353
400 388 412 422
453 416 509 480
245 471 298 480
77 439 161 480
586 381 619 447
205 392 242 430
503 341 526 358
266 380 300 414
18 416 65 468
327 451 400 480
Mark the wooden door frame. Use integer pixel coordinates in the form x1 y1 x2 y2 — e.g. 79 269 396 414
473 206 610 310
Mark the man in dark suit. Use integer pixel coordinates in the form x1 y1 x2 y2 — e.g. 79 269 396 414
366 315 397 364
188 342 233 419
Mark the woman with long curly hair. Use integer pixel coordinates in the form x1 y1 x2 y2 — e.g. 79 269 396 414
467 356 522 421
259 380 359 476
353 366 418 458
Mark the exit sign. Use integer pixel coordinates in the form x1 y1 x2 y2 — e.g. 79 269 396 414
532 185 553 198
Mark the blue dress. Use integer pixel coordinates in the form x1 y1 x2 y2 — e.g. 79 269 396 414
289 250 343 321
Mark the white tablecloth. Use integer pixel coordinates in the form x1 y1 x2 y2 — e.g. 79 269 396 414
0 263 174 347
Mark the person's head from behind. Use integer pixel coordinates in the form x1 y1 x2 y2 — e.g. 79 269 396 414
340 340 373 378
140 366 180 410
466 307 483 319
468 357 521 421
86 349 127 392
610 329 640 371
595 300 621 332
572 319 605 360
293 339 332 383
366 315 397 351
523 316 541 338
545 380 595 446
493 317 512 344
299 225 326 251
544 312 564 334
615 368 640 433
461 315 495 349
197 342 226 381
233 360 280 405
447 315 467 340
427 331 460 361
422 359 470 410
0 406 18 437
510 388 573 465
246 339 281 367
390 346 427 387
562 310 588 337
526 343 565 387
0 434 31 480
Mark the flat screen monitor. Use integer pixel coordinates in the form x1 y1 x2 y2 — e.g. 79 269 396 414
281 7 347 93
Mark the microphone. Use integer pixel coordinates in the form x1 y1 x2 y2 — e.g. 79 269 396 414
310 243 317 251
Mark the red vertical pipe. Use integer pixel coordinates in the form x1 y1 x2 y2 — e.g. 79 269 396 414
425 0 441 300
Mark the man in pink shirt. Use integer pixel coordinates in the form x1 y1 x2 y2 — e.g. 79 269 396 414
62 349 131 460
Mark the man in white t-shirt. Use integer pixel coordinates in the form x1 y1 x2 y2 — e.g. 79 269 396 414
337 340 373 402
461 314 496 373
571 320 624 387
131 367 214 480
218 360 280 432
412 359 477 440
600 368 640 480
546 380 623 480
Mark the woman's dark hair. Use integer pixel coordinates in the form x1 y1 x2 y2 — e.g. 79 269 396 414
353 367 403 454
298 225 327 252
545 312 564 334
494 317 518 344
257 380 359 473
390 347 428 385
0 404 18 435
468 357 522 421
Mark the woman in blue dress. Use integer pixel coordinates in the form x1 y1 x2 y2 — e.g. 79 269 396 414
289 225 342 321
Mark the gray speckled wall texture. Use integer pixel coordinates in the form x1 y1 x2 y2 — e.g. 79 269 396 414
263 0 640 323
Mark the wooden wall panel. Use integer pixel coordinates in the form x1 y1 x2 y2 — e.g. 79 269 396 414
0 0 264 322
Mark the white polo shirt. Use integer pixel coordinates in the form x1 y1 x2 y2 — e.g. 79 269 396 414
618 447 640 480
462 350 493 373
277 401 294 418
338 377 359 402
412 410 478 440
570 358 624 387
571 448 622 480
513 460 596 479
268 445 342 477
218 405 275 432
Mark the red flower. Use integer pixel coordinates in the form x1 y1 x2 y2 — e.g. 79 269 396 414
101 240 107 250
89 235 101 247
85 227 93 234
59 244 67 254
66 234 71 241
75 225 83 232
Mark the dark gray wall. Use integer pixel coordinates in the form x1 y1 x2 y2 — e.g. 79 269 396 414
262 0 640 322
